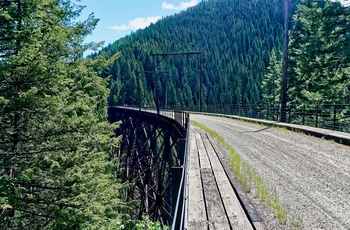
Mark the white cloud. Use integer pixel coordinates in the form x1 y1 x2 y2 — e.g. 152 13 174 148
162 2 176 10
340 0 350 6
108 16 162 31
331 0 350 6
162 0 199 10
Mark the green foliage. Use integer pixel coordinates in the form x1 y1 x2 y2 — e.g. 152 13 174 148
0 0 126 229
98 0 287 109
136 216 169 230
288 0 350 105
262 49 282 106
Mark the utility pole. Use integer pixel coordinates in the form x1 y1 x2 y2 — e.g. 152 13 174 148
281 0 290 122
199 53 203 112
153 52 203 112
165 80 168 109
137 73 141 110
143 70 167 114
153 69 160 115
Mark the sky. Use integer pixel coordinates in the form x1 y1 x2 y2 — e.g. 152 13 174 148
78 0 200 53
78 0 350 55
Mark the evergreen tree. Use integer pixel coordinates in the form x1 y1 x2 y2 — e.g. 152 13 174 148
0 1 126 228
289 0 350 105
262 49 282 106
99 0 289 110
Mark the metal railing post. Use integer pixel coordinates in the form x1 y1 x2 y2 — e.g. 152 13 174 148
288 105 291 123
315 104 319 128
302 104 305 125
171 166 184 230
333 104 337 130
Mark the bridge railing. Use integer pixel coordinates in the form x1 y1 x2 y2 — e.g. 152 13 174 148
117 106 188 129
171 113 190 230
108 106 190 228
183 104 350 133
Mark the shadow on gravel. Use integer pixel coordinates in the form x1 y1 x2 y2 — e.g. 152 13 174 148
240 126 270 133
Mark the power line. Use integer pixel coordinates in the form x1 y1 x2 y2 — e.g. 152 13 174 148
152 52 203 113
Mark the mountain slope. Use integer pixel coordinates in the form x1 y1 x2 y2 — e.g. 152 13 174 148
100 0 286 109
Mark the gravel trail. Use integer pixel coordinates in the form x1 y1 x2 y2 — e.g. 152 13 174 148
191 114 350 230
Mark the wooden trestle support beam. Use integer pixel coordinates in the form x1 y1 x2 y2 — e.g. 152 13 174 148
108 107 187 226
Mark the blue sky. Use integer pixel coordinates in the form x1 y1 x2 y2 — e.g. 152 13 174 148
78 0 350 54
78 0 200 52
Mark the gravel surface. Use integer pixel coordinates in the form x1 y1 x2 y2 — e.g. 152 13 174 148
191 114 350 230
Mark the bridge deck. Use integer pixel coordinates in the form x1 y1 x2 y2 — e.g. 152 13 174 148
187 126 254 230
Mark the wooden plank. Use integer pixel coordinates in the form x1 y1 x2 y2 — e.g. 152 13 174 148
187 129 207 229
253 222 268 230
187 221 208 230
206 133 226 159
188 168 207 228
198 149 211 169
201 168 230 229
202 138 225 174
202 135 254 230
206 131 264 224
195 133 211 169
190 127 259 229
189 131 199 169
219 156 264 224
195 132 205 150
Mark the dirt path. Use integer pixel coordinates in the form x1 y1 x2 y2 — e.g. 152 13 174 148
191 114 350 230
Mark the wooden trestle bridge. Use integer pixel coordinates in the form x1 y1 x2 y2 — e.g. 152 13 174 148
108 106 264 230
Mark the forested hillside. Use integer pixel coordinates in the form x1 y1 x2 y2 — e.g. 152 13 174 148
99 0 288 109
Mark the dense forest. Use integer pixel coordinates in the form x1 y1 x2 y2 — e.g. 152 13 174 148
99 0 350 111
98 0 288 110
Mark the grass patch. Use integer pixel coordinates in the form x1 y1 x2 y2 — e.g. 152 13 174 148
290 214 304 230
191 120 303 228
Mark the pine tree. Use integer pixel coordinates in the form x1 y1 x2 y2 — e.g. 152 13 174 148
289 0 350 105
262 49 282 106
0 1 126 228
100 0 287 110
